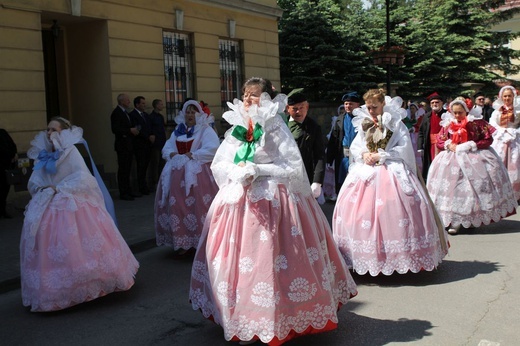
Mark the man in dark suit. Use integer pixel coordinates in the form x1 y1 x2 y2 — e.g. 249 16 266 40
0 128 17 218
147 99 167 189
474 91 493 122
286 89 326 199
418 92 446 181
327 91 361 194
111 93 138 201
129 96 152 195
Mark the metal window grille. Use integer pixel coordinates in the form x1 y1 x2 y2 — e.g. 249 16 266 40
163 31 194 123
219 39 244 111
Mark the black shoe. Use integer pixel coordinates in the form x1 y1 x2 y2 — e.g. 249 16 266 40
120 195 135 201
131 192 142 198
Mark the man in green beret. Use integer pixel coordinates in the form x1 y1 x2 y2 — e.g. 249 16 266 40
286 89 325 200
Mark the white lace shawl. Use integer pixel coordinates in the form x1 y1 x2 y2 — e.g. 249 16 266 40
159 123 220 203
350 96 417 192
23 127 105 249
212 93 311 204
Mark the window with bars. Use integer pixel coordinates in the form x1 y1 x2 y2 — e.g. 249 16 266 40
163 31 194 123
219 39 244 111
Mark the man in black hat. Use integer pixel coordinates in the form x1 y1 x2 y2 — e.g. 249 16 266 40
326 91 361 193
286 89 325 199
418 92 446 181
473 92 493 122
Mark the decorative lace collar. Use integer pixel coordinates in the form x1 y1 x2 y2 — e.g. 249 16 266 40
28 126 84 160
352 96 407 133
223 92 281 129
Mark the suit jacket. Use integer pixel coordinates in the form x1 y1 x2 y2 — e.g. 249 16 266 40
111 106 134 153
129 109 151 149
326 113 356 167
0 129 17 170
417 108 446 180
148 111 167 149
482 105 493 122
291 116 325 185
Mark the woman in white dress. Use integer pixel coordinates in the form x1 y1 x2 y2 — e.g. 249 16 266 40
489 85 520 201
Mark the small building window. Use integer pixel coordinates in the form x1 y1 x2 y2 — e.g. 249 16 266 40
219 39 244 111
163 31 194 123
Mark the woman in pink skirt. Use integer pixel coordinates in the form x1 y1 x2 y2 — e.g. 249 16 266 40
427 98 517 234
189 77 357 345
154 100 220 253
20 117 139 312
489 85 520 201
333 89 448 276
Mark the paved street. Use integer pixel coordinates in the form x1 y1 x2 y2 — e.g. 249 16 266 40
1 194 520 345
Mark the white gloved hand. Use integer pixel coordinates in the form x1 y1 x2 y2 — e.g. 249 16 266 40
229 164 257 185
343 147 350 158
311 182 322 198
455 141 477 153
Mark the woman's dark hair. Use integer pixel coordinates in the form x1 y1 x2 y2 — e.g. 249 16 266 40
242 77 277 98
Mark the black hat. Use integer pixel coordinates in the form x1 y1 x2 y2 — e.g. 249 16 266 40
342 91 361 103
473 91 485 99
287 88 307 105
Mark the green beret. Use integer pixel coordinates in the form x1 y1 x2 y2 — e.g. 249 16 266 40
287 88 307 105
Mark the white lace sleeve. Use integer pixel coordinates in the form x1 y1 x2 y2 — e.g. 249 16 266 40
162 133 178 160
191 126 220 163
489 109 500 128
384 122 417 175
211 133 242 188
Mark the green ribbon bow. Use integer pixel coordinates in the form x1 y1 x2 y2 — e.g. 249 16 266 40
231 122 263 164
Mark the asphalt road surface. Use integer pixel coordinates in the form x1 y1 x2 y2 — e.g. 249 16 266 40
1 204 519 346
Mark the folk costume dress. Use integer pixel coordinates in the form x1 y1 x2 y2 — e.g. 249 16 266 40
189 94 357 345
333 96 448 276
489 86 520 200
20 127 139 312
154 101 220 250
427 104 517 228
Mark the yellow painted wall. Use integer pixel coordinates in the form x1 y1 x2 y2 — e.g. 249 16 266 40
0 6 46 152
0 0 281 177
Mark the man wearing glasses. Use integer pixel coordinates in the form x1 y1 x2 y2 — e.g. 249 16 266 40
473 92 493 122
418 92 446 181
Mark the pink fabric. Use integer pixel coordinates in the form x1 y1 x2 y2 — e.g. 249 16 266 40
427 149 517 228
190 184 357 345
20 196 139 312
333 165 447 276
494 143 520 200
154 163 218 250
430 119 517 226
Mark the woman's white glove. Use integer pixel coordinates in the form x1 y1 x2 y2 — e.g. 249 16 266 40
229 162 257 185
311 182 322 198
455 141 477 153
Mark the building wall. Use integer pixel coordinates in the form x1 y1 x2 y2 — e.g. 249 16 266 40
0 0 282 175
0 5 46 151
